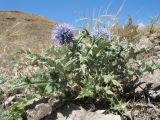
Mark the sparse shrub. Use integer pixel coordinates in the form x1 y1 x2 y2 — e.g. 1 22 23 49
123 17 138 40
5 24 159 119
146 15 160 35
111 17 139 42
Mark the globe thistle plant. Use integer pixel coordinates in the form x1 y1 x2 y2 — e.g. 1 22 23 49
51 23 75 45
91 28 110 39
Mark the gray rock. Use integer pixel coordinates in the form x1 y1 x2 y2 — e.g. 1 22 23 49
75 112 121 120
45 103 121 120
149 83 160 100
149 90 160 99
26 103 52 120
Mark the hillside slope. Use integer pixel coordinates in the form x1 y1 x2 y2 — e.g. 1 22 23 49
0 11 55 68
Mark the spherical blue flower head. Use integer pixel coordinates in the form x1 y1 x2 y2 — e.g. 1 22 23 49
51 23 74 45
92 28 110 39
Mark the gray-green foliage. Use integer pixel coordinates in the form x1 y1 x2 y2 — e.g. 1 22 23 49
6 29 159 119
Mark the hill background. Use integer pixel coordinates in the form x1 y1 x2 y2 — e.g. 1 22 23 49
0 11 55 68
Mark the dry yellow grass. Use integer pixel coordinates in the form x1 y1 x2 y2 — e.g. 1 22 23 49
0 11 56 69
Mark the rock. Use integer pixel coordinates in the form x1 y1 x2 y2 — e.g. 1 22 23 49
24 98 50 120
25 98 65 120
44 103 121 120
149 83 160 100
26 103 52 120
95 110 105 114
134 81 160 100
151 83 160 90
81 113 121 120
149 90 160 100
149 33 160 45
59 110 121 120
136 36 153 50
140 70 160 84
24 98 121 120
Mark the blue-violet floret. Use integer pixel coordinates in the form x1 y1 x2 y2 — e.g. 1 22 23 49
51 23 74 45
92 28 110 39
